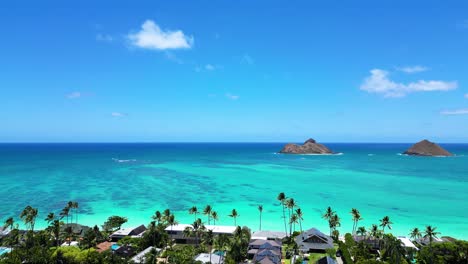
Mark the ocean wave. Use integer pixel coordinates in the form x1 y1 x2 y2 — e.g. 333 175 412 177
112 158 137 163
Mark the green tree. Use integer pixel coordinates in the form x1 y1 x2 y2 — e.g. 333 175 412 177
357 226 367 237
295 208 304 235
258 205 263 231
409 227 422 241
211 211 219 226
351 208 363 235
152 210 162 225
228 209 239 226
379 216 392 233
102 215 128 232
203 205 212 225
381 234 407 264
285 198 297 236
289 213 299 234
189 206 198 221
277 192 288 236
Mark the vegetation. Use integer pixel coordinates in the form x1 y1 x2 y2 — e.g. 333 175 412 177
1 195 466 264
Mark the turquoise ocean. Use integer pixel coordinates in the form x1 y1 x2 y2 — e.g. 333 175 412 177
0 143 467 239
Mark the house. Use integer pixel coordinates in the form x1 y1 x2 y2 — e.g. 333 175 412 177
317 256 337 264
109 225 147 241
398 236 419 251
295 228 334 253
114 245 136 257
353 235 381 251
416 236 443 246
165 224 236 244
0 227 11 238
194 253 224 264
251 230 287 241
131 246 161 263
248 239 282 264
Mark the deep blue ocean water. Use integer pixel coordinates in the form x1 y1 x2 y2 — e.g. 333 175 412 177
0 143 467 238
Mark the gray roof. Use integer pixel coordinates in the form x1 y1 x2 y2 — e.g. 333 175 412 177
249 239 281 248
317 256 337 264
251 230 287 240
194 253 224 264
294 228 334 251
131 247 161 263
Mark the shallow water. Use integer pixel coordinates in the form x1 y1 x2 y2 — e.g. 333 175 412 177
0 143 467 239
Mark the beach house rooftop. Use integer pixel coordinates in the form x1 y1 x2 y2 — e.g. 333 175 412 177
251 230 287 241
194 253 224 264
398 236 419 250
131 246 161 263
295 228 334 253
109 224 147 241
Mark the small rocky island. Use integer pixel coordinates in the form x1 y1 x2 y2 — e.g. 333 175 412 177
403 139 453 156
279 138 333 154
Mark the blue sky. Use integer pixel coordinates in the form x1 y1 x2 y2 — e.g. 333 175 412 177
1 0 468 142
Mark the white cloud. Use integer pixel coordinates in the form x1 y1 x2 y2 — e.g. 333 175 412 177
96 33 113 42
397 65 429 73
464 93 468 99
360 69 457 97
241 54 254 65
128 20 193 50
111 112 126 117
205 64 215 71
440 109 468 115
66 92 82 99
226 93 239 100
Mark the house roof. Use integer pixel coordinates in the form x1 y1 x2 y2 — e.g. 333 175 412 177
398 236 419 250
317 256 337 264
166 224 236 234
110 224 146 237
249 239 281 248
131 247 161 263
194 253 224 264
294 228 334 251
251 230 287 240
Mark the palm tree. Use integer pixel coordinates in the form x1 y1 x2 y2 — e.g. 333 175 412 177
189 206 198 221
163 209 171 223
424 225 440 247
285 198 297 237
295 208 304 235
60 206 70 225
277 192 288 236
382 234 406 264
3 217 14 231
167 214 178 249
152 211 162 225
329 214 341 237
211 211 219 226
47 219 62 247
409 227 422 241
214 234 229 264
370 224 379 239
67 201 74 224
350 208 363 234
20 205 38 233
289 214 299 235
258 205 263 231
45 212 55 224
323 206 335 221
228 209 239 226
357 226 367 237
72 201 79 225
203 205 212 225
379 216 393 233
203 230 214 263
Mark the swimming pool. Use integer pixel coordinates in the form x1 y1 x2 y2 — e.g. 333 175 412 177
111 244 120 251
0 247 12 255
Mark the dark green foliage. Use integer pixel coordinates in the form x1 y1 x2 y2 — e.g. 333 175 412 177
356 260 390 264
345 233 356 248
417 240 468 264
102 216 128 232
338 241 353 264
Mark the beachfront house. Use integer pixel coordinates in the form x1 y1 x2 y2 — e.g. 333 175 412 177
131 246 161 263
251 230 287 241
165 224 236 244
294 228 334 253
109 224 147 242
398 236 419 251
352 235 381 251
416 236 444 246
194 253 224 264
247 239 282 264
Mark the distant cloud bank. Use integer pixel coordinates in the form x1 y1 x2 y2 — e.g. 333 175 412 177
360 69 457 97
128 20 193 50
226 93 240 100
397 65 429 73
441 109 468 115
111 112 126 117
66 92 82 99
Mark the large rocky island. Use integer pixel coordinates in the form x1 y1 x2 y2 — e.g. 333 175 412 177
403 139 453 156
279 138 333 154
